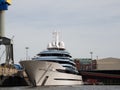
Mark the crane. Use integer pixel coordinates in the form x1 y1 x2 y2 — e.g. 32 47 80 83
0 0 14 65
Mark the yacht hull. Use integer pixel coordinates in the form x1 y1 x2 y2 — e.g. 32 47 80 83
20 60 83 86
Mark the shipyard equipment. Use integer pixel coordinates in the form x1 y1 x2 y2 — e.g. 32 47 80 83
0 0 14 65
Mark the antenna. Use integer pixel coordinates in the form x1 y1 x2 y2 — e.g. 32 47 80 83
52 32 60 48
53 32 59 43
47 32 65 49
49 32 65 49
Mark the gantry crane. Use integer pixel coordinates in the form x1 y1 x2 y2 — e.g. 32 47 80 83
0 0 14 65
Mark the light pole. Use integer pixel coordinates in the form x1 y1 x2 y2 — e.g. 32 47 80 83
90 52 93 60
90 52 93 70
25 47 29 60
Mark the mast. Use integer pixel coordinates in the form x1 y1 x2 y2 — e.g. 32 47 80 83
53 32 59 48
47 32 65 50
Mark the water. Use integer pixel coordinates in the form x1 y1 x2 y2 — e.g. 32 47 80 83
0 86 120 90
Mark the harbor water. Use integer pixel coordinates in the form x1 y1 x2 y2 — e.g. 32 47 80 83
0 85 120 90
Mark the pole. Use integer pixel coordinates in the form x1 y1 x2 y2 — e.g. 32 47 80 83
0 11 5 37
90 52 93 60
90 52 93 70
25 47 29 60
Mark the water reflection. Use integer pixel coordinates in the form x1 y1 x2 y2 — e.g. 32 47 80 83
0 86 120 90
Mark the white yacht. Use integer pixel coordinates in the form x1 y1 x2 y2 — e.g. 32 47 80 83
20 32 83 86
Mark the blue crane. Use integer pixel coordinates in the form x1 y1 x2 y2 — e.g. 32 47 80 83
0 0 11 10
0 0 14 65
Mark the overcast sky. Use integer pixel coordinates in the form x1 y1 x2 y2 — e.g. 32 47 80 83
1 0 120 63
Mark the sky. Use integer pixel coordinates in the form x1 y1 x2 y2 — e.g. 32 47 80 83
1 0 120 63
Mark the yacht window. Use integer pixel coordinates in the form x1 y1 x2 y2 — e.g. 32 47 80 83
39 53 71 57
58 61 75 66
56 69 77 74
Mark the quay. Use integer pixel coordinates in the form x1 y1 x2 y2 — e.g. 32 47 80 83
0 65 29 86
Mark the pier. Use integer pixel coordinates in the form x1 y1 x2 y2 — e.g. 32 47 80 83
0 65 29 86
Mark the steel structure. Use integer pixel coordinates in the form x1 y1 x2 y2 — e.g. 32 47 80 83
0 0 14 65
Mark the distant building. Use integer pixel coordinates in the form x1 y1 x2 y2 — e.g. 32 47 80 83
96 57 120 70
74 57 120 71
76 57 120 85
74 58 97 71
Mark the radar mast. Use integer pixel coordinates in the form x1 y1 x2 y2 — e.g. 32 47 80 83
48 32 65 50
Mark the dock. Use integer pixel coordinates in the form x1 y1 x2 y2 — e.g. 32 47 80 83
0 66 29 86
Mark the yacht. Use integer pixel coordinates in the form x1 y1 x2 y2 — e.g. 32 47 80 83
20 32 83 86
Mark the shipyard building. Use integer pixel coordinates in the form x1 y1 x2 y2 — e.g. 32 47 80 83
74 57 120 85
96 57 120 70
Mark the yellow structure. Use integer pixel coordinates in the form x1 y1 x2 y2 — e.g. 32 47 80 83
6 0 12 5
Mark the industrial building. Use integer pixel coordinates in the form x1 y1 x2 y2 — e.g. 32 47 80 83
74 57 120 85
96 57 120 70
